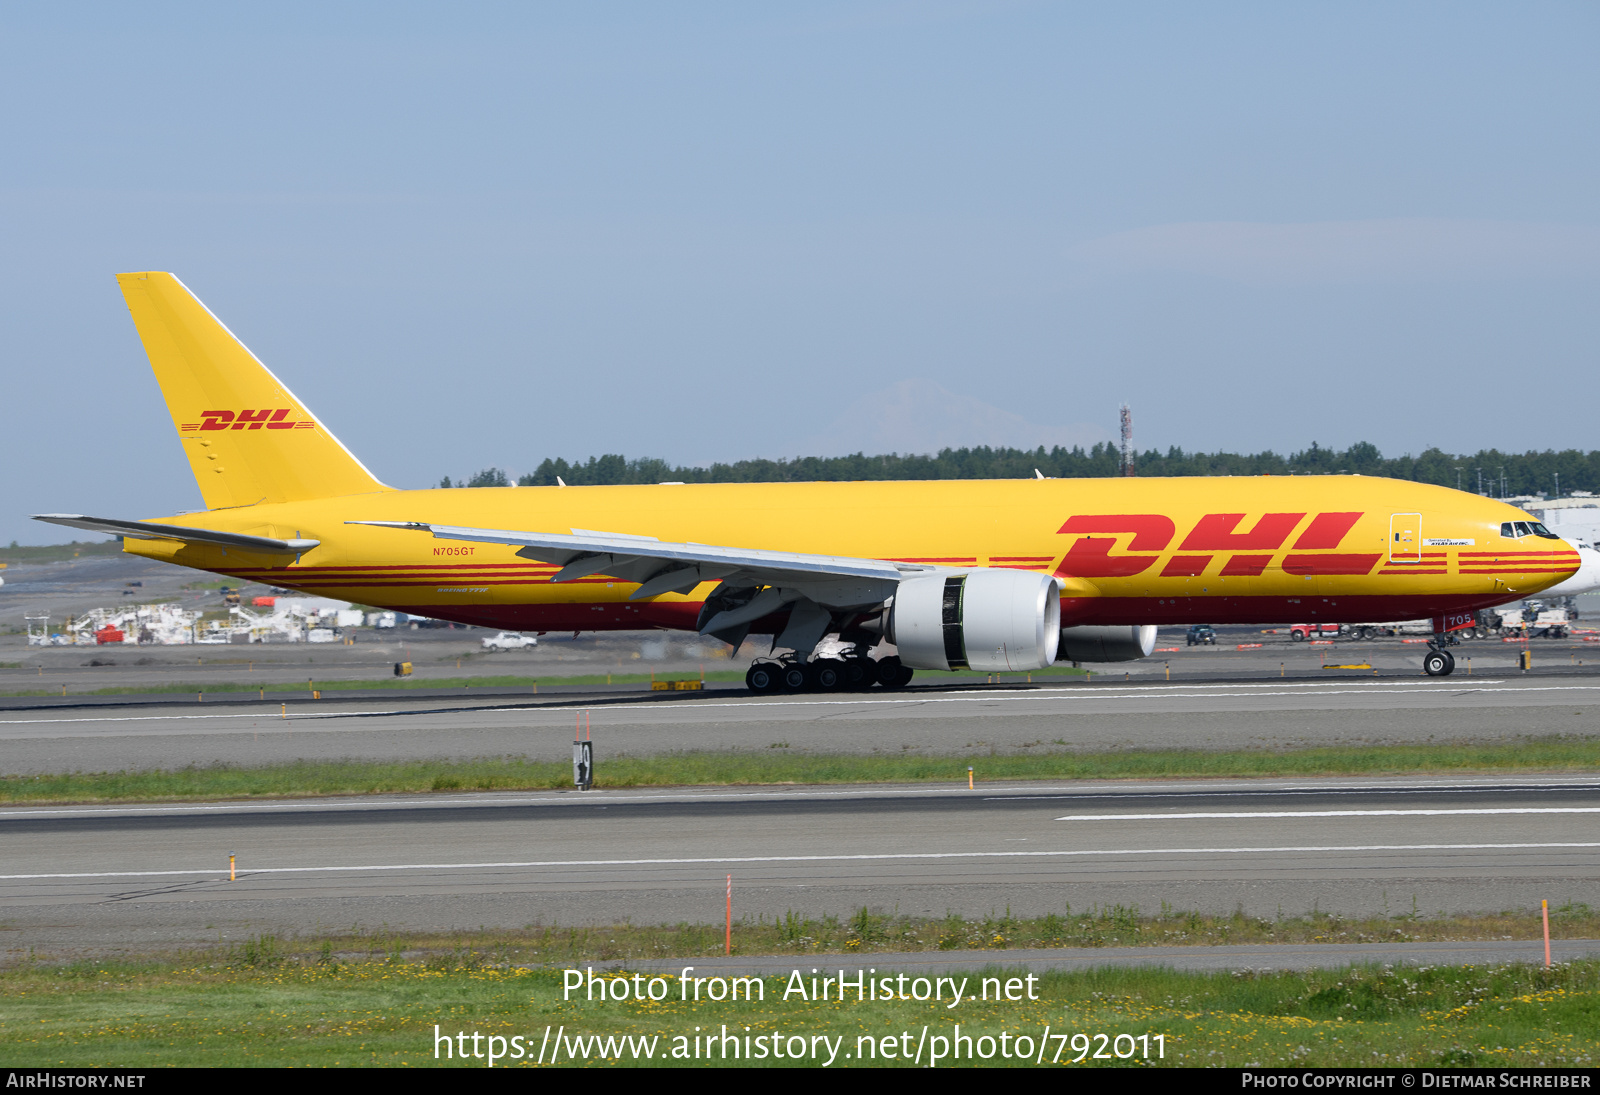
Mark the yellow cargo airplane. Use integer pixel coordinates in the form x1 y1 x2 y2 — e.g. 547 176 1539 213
35 273 1578 687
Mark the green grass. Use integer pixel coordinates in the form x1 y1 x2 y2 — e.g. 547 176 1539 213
3 945 1595 1067
40 904 1587 964
0 539 122 565
4 737 1600 804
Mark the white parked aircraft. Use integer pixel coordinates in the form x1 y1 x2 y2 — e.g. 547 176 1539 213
1535 538 1600 598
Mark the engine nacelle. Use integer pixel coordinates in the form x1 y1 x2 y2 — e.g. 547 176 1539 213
890 569 1061 671
1057 624 1156 663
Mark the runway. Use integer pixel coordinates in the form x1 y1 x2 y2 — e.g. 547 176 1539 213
3 774 1597 954
3 673 1600 774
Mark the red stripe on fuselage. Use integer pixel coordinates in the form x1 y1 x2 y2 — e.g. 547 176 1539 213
1219 554 1271 576
1281 554 1382 575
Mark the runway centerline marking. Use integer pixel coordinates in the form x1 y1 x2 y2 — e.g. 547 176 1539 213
5 841 1597 881
1056 807 1600 821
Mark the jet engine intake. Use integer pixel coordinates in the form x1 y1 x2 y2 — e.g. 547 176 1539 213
890 569 1061 671
1057 624 1156 663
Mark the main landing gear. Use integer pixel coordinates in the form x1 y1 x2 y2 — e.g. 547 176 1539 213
745 654 914 694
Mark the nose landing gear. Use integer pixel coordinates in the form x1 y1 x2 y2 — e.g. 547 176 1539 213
1423 646 1456 676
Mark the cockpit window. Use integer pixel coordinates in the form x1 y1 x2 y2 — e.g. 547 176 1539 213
1502 520 1563 539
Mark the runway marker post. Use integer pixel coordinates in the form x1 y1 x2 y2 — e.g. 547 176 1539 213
573 711 593 791
1543 899 1551 967
229 853 236 883
967 766 974 790
725 874 732 955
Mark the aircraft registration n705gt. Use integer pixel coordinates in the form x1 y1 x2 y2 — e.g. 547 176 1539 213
36 273 1578 687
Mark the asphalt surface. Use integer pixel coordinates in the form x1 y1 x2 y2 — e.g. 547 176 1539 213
3 775 1597 957
3 673 1599 773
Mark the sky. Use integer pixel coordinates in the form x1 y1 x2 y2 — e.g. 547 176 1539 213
2 2 1598 543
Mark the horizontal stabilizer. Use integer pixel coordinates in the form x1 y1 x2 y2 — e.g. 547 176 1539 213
33 514 320 556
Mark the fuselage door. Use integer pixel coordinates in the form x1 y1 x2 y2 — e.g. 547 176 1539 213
1389 512 1421 563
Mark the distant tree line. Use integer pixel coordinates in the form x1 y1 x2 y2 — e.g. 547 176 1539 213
438 442 1600 498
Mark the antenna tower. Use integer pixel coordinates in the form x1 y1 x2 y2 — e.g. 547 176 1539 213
1119 403 1134 476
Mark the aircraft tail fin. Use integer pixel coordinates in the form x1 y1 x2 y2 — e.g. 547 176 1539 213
116 272 389 509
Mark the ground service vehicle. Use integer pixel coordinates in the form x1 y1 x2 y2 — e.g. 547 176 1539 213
1346 621 1432 639
1489 606 1572 638
33 273 1582 687
1186 624 1215 646
481 632 538 651
1288 623 1341 641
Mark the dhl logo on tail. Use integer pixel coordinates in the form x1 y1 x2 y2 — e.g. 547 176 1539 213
181 409 316 432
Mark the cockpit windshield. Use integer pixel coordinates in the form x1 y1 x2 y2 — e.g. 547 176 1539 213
1502 521 1562 539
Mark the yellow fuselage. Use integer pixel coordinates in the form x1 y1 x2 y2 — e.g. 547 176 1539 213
123 475 1576 635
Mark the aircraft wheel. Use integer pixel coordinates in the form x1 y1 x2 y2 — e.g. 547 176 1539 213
874 656 904 687
745 663 779 694
780 663 809 692
1423 649 1453 676
878 663 913 690
808 661 843 691
840 658 873 690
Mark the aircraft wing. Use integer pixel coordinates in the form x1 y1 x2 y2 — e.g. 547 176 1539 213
32 514 320 556
349 520 932 650
351 520 922 596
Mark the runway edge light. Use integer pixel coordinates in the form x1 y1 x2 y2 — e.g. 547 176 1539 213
1543 899 1551 967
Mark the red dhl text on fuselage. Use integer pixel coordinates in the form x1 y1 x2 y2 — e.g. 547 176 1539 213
123 476 1577 632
